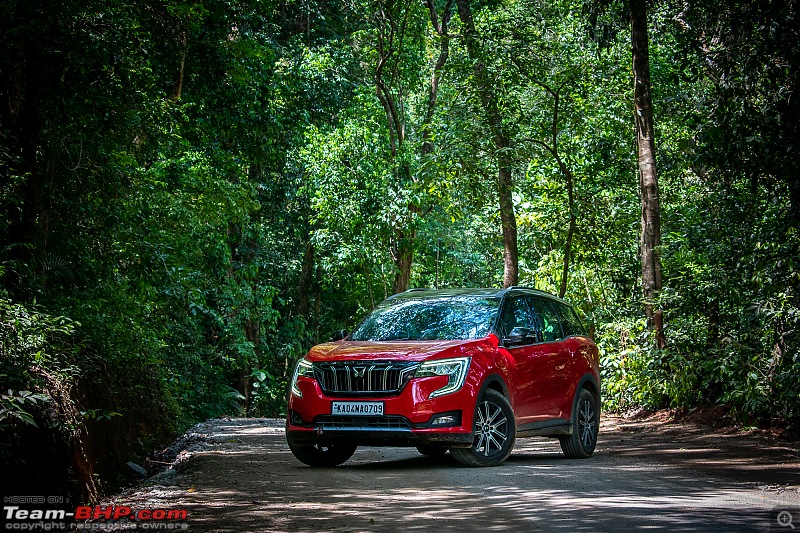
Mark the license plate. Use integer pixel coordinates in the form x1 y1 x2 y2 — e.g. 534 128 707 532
331 401 384 416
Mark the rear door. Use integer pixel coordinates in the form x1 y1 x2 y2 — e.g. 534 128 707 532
555 302 598 414
499 296 572 425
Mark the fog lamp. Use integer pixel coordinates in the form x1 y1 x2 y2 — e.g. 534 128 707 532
431 415 457 426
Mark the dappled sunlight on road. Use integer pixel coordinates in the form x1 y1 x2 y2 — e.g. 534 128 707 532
110 418 799 532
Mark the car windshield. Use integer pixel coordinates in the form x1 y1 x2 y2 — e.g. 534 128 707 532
349 297 500 341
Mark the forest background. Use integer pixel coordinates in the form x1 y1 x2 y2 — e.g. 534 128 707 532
1 0 798 501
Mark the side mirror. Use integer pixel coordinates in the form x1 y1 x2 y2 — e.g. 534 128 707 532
330 329 348 342
505 327 536 346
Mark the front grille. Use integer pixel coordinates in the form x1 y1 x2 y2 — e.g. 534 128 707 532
315 415 413 429
313 361 419 397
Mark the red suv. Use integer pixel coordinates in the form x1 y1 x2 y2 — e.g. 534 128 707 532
286 287 600 467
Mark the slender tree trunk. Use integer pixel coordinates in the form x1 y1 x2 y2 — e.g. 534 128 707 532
168 31 187 102
295 241 315 317
558 149 576 298
377 0 453 294
498 157 519 288
365 261 375 309
239 318 260 412
455 0 519 287
560 218 576 298
391 163 417 293
559 151 576 298
313 265 321 344
706 297 719 348
422 0 452 155
521 80 577 297
631 0 665 348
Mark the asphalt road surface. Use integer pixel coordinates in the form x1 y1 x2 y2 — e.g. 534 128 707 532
111 416 800 532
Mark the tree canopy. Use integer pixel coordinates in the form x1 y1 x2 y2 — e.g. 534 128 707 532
1 0 797 499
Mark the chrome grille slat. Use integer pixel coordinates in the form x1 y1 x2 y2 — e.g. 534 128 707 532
313 361 419 397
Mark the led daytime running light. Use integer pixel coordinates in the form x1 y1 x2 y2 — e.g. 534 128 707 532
415 357 471 398
290 359 314 398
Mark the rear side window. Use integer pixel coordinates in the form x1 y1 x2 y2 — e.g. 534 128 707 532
557 303 587 337
530 298 563 342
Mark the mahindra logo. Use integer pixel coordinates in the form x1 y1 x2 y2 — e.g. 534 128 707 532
352 366 367 378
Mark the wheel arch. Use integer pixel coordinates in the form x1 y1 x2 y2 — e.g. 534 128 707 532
461 373 511 438
574 372 601 419
477 373 510 399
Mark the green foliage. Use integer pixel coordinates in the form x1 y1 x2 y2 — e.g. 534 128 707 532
0 298 76 372
249 368 288 417
0 297 77 460
1 0 799 499
1 389 51 427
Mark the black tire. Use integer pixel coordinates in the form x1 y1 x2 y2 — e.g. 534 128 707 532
416 444 448 457
559 387 599 459
450 389 516 467
287 434 357 467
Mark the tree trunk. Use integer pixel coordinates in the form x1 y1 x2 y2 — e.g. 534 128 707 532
392 229 415 294
168 31 187 102
558 153 576 298
706 297 719 348
560 213 576 299
631 0 665 348
365 261 375 309
455 0 519 287
295 241 315 317
521 80 577 297
313 265 321 344
421 0 452 155
498 158 519 288
239 318 260 412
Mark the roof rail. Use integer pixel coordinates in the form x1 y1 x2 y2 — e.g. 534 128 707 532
499 286 565 301
386 287 429 300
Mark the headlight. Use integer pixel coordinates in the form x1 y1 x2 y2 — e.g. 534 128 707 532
415 357 471 398
290 359 314 398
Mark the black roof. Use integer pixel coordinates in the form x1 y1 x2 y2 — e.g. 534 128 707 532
386 286 571 305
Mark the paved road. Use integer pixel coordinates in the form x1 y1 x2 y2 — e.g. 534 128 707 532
113 417 800 532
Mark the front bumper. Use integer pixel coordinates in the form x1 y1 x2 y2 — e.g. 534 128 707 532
286 411 474 447
286 373 477 448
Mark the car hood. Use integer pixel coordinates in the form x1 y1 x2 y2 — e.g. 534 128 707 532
305 338 491 363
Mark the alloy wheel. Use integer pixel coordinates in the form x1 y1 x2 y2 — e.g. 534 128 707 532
474 399 509 456
579 397 596 449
